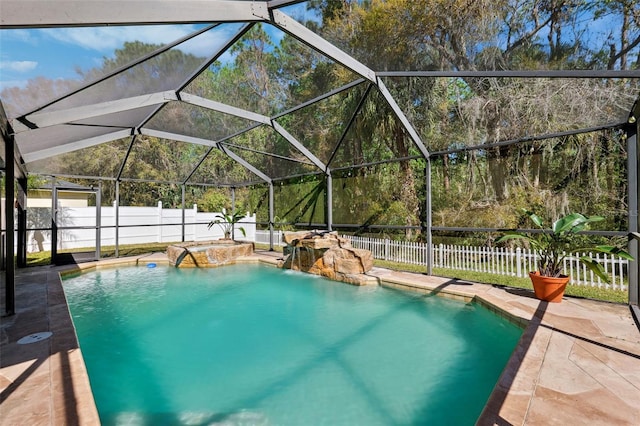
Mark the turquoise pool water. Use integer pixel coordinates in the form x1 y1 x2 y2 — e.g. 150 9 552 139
63 264 522 425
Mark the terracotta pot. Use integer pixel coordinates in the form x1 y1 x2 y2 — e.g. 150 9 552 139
529 271 569 303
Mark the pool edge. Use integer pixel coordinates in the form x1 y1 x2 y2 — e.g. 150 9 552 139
5 251 638 425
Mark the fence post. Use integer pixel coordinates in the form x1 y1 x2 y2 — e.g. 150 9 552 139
157 201 162 243
192 204 198 242
516 247 522 277
385 238 390 261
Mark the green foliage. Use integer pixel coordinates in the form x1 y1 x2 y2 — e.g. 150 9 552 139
207 211 247 239
496 210 634 283
198 190 229 212
4 2 639 249
372 260 628 304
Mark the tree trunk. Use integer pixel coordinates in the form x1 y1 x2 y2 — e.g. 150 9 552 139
442 154 451 191
392 125 420 240
399 160 420 240
488 153 510 202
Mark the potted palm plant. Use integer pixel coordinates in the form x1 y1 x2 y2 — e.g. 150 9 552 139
496 210 634 302
207 211 246 240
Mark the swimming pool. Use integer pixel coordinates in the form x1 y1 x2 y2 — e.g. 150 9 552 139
62 264 522 425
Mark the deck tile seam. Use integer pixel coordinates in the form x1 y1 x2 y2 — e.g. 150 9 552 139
45 278 55 425
537 322 640 358
575 309 639 344
523 323 554 425
570 338 640 393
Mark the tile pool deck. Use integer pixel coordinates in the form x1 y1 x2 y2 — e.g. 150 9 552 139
1 250 639 425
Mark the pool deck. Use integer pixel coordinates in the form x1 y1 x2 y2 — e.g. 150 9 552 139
1 250 639 425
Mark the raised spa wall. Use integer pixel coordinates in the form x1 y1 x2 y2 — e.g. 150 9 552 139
167 240 254 267
279 231 377 286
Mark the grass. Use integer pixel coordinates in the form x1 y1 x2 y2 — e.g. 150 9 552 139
254 243 627 303
26 242 175 267
27 241 628 304
373 259 629 304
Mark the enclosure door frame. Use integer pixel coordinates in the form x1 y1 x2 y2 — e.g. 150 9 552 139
51 184 101 264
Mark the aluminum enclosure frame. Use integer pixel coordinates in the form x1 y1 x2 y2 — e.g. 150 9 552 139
1 0 638 309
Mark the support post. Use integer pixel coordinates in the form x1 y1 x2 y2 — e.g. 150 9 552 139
0 173 3 271
231 187 236 240
115 180 119 258
628 123 639 306
269 183 274 251
425 159 433 275
51 177 58 262
326 173 332 231
96 181 101 259
181 184 186 242
4 135 15 315
16 176 27 267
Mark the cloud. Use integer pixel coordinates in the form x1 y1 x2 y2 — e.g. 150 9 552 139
0 60 38 72
42 24 250 62
47 25 206 52
180 24 244 57
1 29 39 44
49 26 165 51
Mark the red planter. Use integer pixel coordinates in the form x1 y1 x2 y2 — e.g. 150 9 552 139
529 271 569 303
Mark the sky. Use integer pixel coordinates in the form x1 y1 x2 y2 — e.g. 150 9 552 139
0 2 634 94
0 2 315 93
0 24 245 91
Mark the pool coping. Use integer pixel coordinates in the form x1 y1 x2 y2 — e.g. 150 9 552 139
1 250 639 425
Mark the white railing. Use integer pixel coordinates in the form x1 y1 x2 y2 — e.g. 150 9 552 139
254 229 285 247
253 231 629 290
345 235 629 291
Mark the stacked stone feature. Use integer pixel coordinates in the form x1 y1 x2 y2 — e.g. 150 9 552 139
167 240 253 267
280 231 376 286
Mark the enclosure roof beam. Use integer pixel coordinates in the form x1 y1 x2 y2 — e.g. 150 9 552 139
273 78 367 120
0 1 270 28
1 103 27 179
376 77 430 159
131 24 253 135
429 122 625 157
270 10 377 83
271 171 324 183
216 123 264 144
150 131 276 185
327 83 373 168
31 172 118 182
14 91 178 132
177 23 254 94
215 79 366 145
271 120 327 172
183 146 215 184
180 93 271 125
139 128 218 147
115 135 137 180
377 70 640 78
267 0 306 8
22 25 218 118
331 156 422 175
23 129 132 163
222 142 313 165
218 145 272 184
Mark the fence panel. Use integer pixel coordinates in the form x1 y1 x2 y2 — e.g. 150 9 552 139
342 236 628 291
250 232 628 291
28 204 256 252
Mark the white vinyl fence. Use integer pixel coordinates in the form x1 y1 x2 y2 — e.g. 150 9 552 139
254 231 629 291
28 202 256 252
